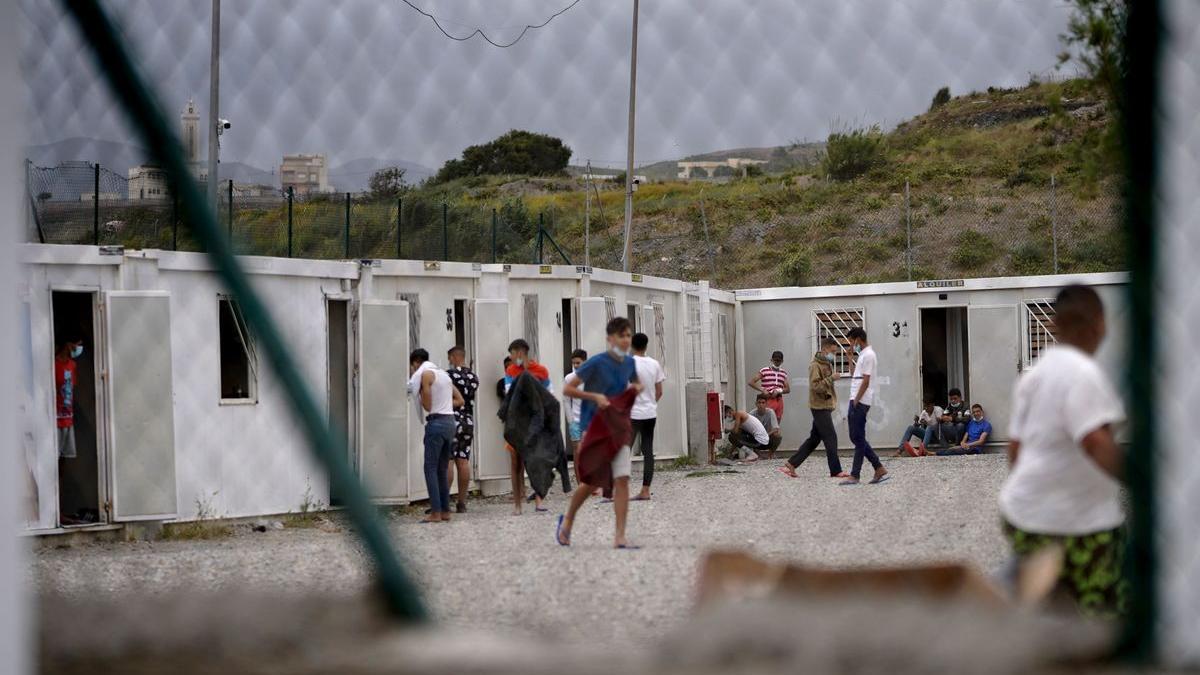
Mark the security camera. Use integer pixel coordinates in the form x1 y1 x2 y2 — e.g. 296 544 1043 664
217 119 231 134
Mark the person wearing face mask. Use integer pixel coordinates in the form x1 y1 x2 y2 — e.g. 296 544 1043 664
749 350 790 422
999 285 1126 616
503 339 555 514
779 338 849 478
938 403 992 456
558 317 643 549
54 334 83 460
839 327 889 485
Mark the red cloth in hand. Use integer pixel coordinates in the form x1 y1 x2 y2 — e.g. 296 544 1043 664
575 387 638 491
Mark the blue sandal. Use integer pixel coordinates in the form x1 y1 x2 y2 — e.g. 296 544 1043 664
555 514 570 546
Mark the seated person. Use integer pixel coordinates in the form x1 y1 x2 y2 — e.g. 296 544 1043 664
896 399 943 457
723 404 773 462
938 403 992 455
749 393 784 459
939 388 971 446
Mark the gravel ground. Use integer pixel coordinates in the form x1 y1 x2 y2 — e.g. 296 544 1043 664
32 454 1012 647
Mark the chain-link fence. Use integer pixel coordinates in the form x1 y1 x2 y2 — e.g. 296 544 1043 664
14 0 1198 670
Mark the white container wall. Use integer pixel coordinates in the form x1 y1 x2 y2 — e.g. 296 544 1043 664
17 243 1126 533
735 273 1128 451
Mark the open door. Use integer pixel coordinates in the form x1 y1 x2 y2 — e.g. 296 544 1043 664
104 291 177 521
967 305 1019 441
578 297 608 357
473 299 510 481
358 300 409 502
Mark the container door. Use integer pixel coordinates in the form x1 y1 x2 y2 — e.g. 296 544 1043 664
104 291 177 521
967 304 1019 442
358 300 409 502
473 299 511 480
577 297 608 357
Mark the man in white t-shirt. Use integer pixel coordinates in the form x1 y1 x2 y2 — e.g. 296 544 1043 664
998 285 1126 616
723 405 771 462
630 333 666 500
840 327 888 485
408 348 464 523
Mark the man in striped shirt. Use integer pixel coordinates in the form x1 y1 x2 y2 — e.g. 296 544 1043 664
749 350 790 422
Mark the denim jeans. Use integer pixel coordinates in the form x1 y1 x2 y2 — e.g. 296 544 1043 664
423 415 456 513
899 424 937 449
847 402 882 479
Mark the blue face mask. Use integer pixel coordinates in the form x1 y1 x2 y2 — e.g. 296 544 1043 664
853 344 862 354
70 345 83 359
610 346 628 358
824 353 835 363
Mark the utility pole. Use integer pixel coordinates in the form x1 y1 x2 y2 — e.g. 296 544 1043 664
206 0 220 213
621 0 639 272
584 159 592 267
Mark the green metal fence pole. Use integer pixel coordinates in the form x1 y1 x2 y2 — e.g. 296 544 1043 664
538 212 545 264
93 162 99 245
491 208 497 263
344 192 351 258
227 179 233 241
286 187 294 258
1117 0 1160 662
442 202 448 261
60 0 428 623
396 197 402 259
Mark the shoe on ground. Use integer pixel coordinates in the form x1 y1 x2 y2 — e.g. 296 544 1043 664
456 502 467 514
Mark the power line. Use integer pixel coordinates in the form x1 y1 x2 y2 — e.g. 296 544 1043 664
399 0 583 48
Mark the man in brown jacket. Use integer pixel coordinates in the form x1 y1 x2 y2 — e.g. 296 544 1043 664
779 338 850 478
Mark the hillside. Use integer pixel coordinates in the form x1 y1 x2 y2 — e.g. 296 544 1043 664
440 78 1122 288
46 79 1124 289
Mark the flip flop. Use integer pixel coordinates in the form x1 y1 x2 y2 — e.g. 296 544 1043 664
630 494 652 501
869 475 892 485
831 472 851 478
837 479 861 486
599 497 613 504
776 466 798 478
535 506 549 512
555 514 570 546
616 543 641 550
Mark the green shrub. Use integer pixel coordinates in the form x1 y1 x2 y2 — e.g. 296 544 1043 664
863 194 886 210
929 86 951 110
985 203 1005 215
817 211 853 233
822 124 887 181
777 248 813 286
951 230 997 269
1011 241 1050 275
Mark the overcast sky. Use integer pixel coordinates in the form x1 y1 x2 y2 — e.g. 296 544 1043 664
20 0 1077 171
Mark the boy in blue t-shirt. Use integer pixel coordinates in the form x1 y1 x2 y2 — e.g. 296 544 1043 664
939 403 993 455
557 316 641 548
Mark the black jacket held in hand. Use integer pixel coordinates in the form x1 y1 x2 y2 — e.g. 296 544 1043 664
497 371 565 499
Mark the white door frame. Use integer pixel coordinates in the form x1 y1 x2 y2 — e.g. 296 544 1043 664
48 285 111 526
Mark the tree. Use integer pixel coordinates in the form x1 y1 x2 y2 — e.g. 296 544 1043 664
1057 0 1126 108
432 130 572 184
929 86 951 110
368 166 408 199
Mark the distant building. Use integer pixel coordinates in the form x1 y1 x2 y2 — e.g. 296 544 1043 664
128 164 169 200
676 158 767 180
280 154 332 195
128 98 207 200
182 98 201 165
